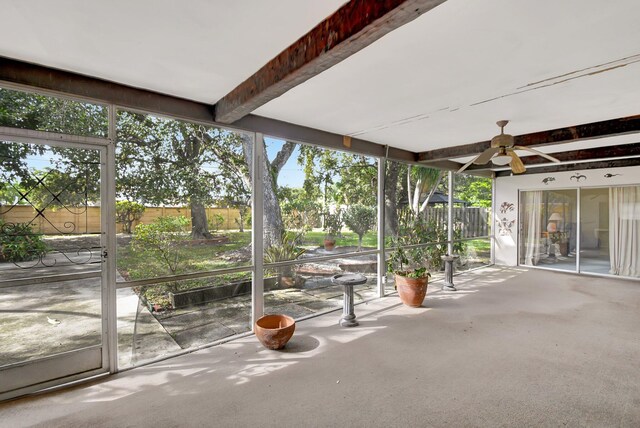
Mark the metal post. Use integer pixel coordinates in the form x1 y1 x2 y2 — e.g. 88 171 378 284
491 173 496 265
442 171 458 291
251 132 265 330
377 154 386 297
105 105 118 373
447 171 454 255
576 187 581 272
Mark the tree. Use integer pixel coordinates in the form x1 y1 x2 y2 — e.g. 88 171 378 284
407 165 445 215
241 135 296 247
343 203 376 251
454 175 492 207
116 201 146 234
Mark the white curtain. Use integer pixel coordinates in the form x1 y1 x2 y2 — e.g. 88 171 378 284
524 191 542 265
609 186 640 277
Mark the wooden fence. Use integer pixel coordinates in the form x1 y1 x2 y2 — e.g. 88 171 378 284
2 204 489 237
0 205 243 234
425 207 490 238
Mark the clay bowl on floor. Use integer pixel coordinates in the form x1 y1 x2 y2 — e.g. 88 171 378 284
254 314 296 350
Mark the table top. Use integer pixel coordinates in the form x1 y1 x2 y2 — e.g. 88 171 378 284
331 273 367 286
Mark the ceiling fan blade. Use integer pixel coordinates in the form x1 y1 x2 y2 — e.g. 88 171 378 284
457 155 480 173
513 146 561 163
508 151 526 174
473 147 501 165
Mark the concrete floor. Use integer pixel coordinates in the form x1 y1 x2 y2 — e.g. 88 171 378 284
1 266 639 427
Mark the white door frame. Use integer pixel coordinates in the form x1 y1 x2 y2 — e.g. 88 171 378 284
0 127 114 400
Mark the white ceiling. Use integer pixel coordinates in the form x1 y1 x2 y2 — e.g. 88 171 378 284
2 0 640 158
0 0 346 103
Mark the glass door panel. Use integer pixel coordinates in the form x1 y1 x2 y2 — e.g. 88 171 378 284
579 188 611 275
520 189 577 271
0 140 105 398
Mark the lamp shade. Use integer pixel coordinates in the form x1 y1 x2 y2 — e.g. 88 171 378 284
548 213 563 221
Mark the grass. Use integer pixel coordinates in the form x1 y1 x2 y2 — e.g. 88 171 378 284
301 230 377 248
116 231 251 280
118 229 490 309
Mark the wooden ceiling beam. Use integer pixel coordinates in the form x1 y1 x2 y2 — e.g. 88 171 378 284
418 115 640 163
465 142 640 171
215 0 447 124
494 157 640 177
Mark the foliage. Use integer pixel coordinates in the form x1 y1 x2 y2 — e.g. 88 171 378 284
237 208 251 230
131 216 190 277
0 87 108 137
407 166 445 214
454 175 492 208
115 201 146 234
549 231 568 243
0 220 48 262
322 209 343 238
343 204 376 250
279 186 321 232
387 209 466 277
208 213 225 232
387 210 431 278
264 231 306 278
297 146 377 208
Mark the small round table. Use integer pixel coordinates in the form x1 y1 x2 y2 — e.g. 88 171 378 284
331 273 367 327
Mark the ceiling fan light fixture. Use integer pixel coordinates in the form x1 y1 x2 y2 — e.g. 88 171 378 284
492 148 512 166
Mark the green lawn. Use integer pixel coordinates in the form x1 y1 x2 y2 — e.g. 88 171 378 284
116 231 252 280
301 230 377 248
117 230 489 309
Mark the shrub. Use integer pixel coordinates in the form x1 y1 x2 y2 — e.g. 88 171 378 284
0 219 48 262
208 213 225 232
132 216 190 276
115 201 145 234
264 231 306 278
322 209 343 239
343 204 376 251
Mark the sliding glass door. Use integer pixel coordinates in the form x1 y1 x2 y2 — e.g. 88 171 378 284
519 189 577 272
521 186 639 279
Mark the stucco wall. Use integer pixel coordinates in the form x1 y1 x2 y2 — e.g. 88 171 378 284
494 165 640 266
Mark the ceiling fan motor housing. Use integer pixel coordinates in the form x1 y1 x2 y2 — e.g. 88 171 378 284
491 133 514 148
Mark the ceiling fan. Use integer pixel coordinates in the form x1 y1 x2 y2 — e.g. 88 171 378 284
457 120 561 174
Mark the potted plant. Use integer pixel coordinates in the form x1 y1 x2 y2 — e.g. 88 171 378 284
550 231 569 256
387 240 431 307
386 211 429 307
322 210 342 251
264 232 306 288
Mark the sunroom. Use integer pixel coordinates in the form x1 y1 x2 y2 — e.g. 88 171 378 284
0 0 639 425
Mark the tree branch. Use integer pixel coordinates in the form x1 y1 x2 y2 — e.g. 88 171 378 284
271 141 297 176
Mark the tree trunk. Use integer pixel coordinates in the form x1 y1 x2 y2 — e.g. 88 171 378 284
241 135 294 248
190 199 213 239
384 161 400 237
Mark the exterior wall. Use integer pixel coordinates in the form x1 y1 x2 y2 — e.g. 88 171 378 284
494 165 640 266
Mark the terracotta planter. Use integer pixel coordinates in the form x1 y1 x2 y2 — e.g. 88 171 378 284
254 314 296 350
395 274 429 307
558 242 569 256
324 238 336 251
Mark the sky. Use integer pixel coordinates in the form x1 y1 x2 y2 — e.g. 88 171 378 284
265 137 305 188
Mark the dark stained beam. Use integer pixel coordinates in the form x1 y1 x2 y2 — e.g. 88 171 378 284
494 157 640 177
233 114 418 163
0 56 214 123
215 0 447 123
418 115 640 163
465 142 640 171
